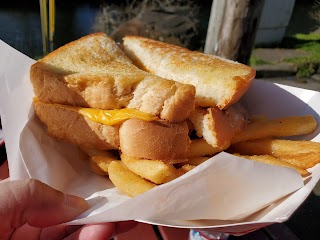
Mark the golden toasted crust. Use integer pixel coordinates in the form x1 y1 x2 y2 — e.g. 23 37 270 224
30 64 145 109
123 36 255 109
33 100 120 150
119 118 190 162
30 32 139 108
30 33 195 122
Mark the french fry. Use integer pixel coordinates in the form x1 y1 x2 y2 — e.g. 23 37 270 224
80 147 116 158
80 147 118 174
231 115 317 143
235 154 310 177
188 139 220 158
89 160 107 176
121 154 178 184
277 153 320 169
173 157 209 176
177 164 196 176
230 139 320 156
108 161 156 197
92 156 116 174
184 156 210 166
87 115 319 197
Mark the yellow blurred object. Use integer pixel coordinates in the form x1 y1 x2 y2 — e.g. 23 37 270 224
39 0 55 55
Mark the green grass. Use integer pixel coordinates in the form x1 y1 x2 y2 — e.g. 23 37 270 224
249 54 272 66
294 32 320 41
281 33 320 77
285 42 320 64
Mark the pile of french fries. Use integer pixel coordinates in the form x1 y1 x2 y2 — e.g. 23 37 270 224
81 138 218 197
229 115 319 177
82 114 319 197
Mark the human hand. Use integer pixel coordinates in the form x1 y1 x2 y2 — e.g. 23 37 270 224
0 179 136 240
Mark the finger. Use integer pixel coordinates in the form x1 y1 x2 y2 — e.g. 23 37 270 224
64 221 138 240
64 223 115 240
114 221 138 236
0 179 88 237
9 223 41 240
10 224 83 240
39 224 82 240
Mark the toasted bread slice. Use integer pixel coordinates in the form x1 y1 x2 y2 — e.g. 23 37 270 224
30 33 195 122
33 100 120 150
128 74 195 122
189 104 248 150
123 36 255 109
119 118 190 163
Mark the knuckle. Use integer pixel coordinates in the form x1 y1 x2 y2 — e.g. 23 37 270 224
24 179 42 196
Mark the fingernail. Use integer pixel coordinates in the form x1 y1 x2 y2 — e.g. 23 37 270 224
64 194 89 210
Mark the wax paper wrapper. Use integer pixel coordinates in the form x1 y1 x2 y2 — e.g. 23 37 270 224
0 39 319 235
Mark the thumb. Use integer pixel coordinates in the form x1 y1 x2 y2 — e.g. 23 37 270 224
0 179 88 233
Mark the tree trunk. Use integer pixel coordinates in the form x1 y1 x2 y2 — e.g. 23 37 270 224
204 0 265 64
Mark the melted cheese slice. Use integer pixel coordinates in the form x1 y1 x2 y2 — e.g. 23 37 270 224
79 108 158 125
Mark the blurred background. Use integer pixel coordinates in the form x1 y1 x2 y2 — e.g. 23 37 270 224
0 0 319 81
1 0 320 239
